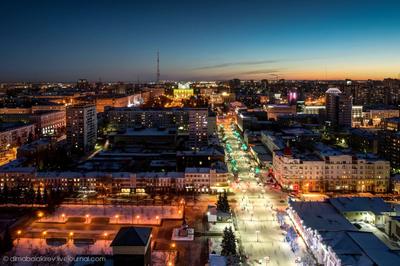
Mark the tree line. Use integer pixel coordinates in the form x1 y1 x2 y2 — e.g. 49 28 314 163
0 184 65 211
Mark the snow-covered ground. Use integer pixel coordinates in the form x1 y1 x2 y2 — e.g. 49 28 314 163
13 238 112 257
40 204 183 225
208 222 233 232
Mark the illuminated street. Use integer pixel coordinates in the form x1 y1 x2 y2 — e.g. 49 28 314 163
218 117 309 266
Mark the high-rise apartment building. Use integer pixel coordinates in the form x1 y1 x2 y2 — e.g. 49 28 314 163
66 104 97 153
325 88 353 128
188 109 208 149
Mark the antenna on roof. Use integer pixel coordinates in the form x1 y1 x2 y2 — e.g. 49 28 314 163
156 50 160 83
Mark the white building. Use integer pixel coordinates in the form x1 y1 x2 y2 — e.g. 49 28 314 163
272 147 325 192
287 200 400 266
184 165 230 192
272 143 390 193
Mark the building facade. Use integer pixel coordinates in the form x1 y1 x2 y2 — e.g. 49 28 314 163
272 145 390 193
0 166 230 194
66 104 97 153
325 88 352 128
106 107 211 149
0 123 35 150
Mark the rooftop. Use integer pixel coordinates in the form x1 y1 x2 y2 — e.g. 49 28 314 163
329 197 393 215
326 87 342 94
110 227 152 247
347 231 400 266
289 201 356 231
0 122 33 132
319 231 374 266
116 127 177 136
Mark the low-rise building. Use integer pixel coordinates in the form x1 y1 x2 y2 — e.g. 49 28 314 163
329 197 395 227
287 200 400 266
110 227 152 266
265 104 297 120
0 110 66 136
0 122 35 150
272 143 390 193
273 147 325 192
95 94 142 113
0 163 229 194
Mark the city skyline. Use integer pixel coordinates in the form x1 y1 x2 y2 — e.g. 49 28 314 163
1 0 400 82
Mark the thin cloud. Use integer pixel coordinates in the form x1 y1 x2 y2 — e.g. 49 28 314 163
187 69 282 80
194 59 279 70
193 56 331 70
237 69 281 75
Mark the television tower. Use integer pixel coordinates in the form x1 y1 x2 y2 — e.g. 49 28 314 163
156 50 160 83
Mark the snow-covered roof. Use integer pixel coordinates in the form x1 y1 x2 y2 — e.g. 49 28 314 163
319 231 374 266
290 201 356 231
136 172 184 179
329 197 393 215
346 231 400 266
185 167 210 173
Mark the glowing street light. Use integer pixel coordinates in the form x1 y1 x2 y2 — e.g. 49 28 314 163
16 230 22 246
103 232 108 247
37 211 44 221
170 242 176 248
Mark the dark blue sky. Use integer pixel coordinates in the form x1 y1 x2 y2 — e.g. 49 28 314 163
1 0 399 82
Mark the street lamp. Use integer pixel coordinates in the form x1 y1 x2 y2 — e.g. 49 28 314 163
61 213 66 222
103 232 108 247
37 211 44 221
256 230 260 242
16 230 22 246
115 214 120 224
170 242 176 248
136 215 140 224
85 214 90 223
42 231 47 241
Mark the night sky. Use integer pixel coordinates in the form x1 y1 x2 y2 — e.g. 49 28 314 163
1 0 400 82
